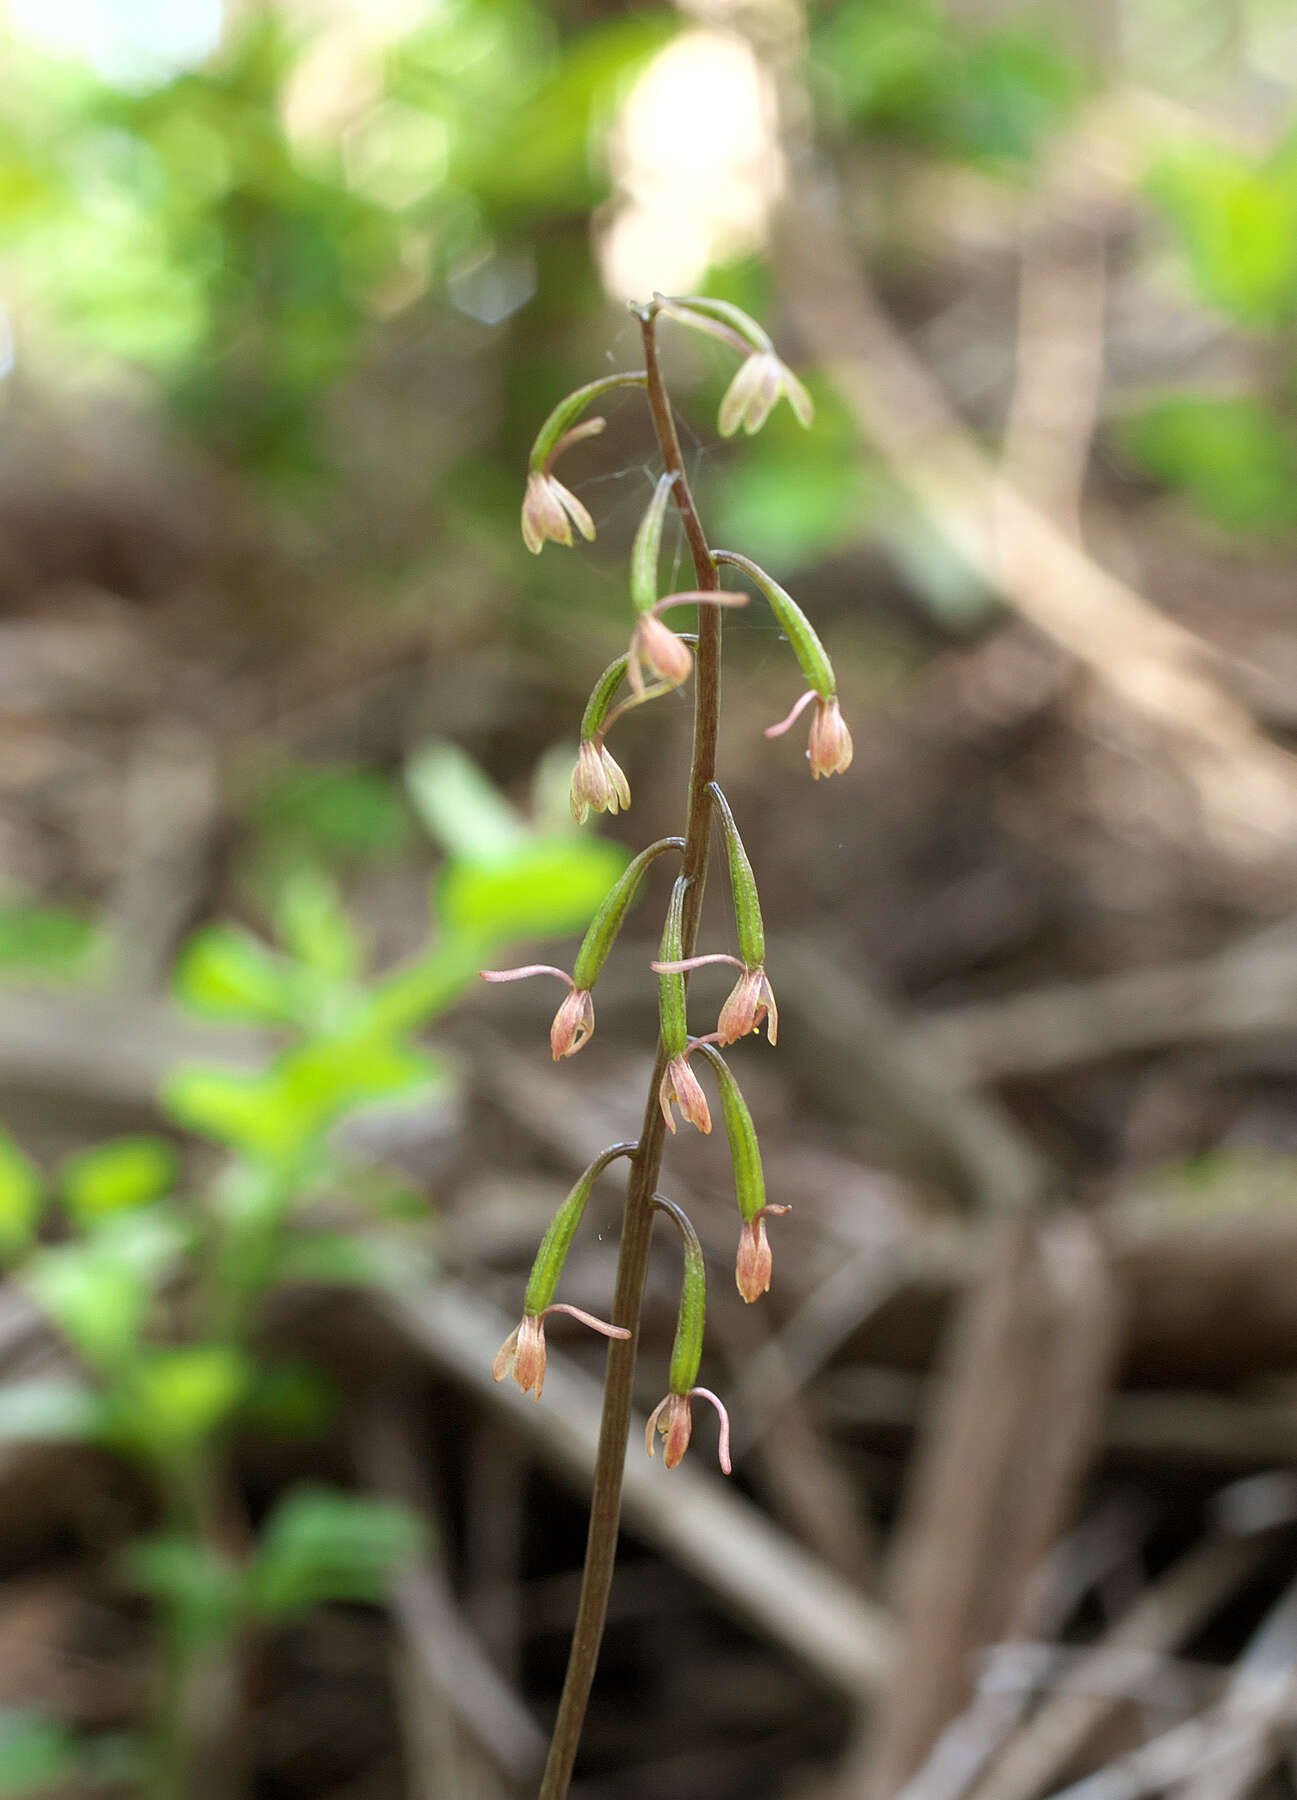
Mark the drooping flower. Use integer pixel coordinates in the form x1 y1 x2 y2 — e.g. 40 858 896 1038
808 696 854 779
479 965 595 1059
494 1302 630 1402
764 689 854 781
645 1386 732 1473
717 964 778 1045
658 1051 712 1135
734 1204 791 1304
652 951 777 1048
630 611 694 690
521 469 597 554
569 737 631 824
718 352 814 438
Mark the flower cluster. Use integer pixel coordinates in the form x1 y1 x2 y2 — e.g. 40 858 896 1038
484 296 848 1480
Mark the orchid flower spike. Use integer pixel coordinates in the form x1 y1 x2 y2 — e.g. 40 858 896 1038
645 1387 732 1474
494 1303 630 1402
765 690 854 780
479 964 595 1059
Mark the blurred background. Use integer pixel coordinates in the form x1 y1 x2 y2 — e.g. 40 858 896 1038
8 0 1297 1795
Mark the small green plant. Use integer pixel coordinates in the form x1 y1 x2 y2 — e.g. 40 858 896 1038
0 748 620 1798
483 294 849 1796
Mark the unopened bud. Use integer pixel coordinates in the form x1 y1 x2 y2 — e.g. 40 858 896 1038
550 986 595 1059
808 697 854 780
734 1205 790 1304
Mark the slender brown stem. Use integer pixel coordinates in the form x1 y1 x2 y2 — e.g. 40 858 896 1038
537 304 722 1799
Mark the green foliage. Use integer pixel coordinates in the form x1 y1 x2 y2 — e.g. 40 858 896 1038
60 1135 177 1224
172 924 303 1026
127 1537 243 1652
0 1712 80 1797
113 1346 252 1462
1149 138 1297 328
247 1487 422 1616
814 0 1081 171
0 1131 42 1260
25 1211 185 1372
245 766 414 866
0 904 102 983
1119 395 1297 534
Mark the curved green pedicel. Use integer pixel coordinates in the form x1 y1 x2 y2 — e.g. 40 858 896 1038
528 372 647 474
523 1143 636 1316
693 1044 766 1225
579 656 632 744
572 839 685 993
707 783 764 970
652 1194 707 1396
657 876 691 1059
712 550 837 701
630 472 678 615
655 293 773 356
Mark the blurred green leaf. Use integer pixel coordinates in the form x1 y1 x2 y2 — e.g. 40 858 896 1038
240 1362 336 1439
248 1486 421 1618
438 836 630 947
0 1711 80 1797
173 924 300 1025
1119 395 1297 533
406 742 528 861
1150 142 1297 327
60 1136 177 1226
25 1213 184 1371
277 1230 422 1292
246 766 413 863
127 1535 242 1650
0 1131 42 1260
274 868 365 983
115 1346 251 1459
165 1030 438 1159
0 904 102 983
162 1066 288 1157
0 1380 103 1446
815 1 1078 169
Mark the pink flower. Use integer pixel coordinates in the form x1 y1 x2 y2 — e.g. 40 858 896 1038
717 965 778 1046
808 696 853 780
569 738 631 824
521 470 596 554
479 965 594 1059
645 1387 732 1473
629 612 693 694
718 352 814 438
734 1204 791 1304
659 1052 711 1135
493 1302 630 1402
764 690 853 781
652 952 778 1048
